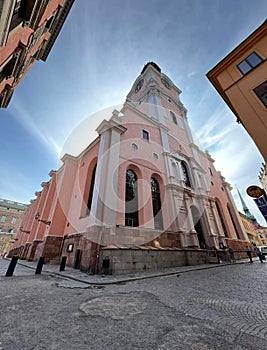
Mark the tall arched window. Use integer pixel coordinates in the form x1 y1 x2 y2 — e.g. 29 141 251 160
87 164 97 213
125 169 139 227
151 177 163 229
215 201 228 237
170 111 177 125
181 161 191 187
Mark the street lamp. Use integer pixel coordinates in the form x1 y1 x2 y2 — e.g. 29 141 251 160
35 212 51 226
19 226 30 234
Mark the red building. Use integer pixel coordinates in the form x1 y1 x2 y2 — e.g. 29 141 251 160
0 0 75 108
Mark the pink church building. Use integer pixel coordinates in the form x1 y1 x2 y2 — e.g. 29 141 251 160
10 62 250 274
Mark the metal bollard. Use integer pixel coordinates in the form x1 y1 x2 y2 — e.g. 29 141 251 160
5 256 18 277
59 256 67 271
35 256 45 275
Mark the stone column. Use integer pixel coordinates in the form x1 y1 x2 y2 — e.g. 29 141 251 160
209 199 226 248
90 118 126 227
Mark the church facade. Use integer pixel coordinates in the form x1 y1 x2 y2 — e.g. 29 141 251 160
10 62 250 274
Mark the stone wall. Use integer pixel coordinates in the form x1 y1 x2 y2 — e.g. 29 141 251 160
61 234 98 273
225 238 255 259
27 240 43 261
34 236 63 263
98 248 209 275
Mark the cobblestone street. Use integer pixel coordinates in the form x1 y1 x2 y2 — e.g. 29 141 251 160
0 258 267 349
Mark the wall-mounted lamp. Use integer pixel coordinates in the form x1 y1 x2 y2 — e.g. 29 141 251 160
35 212 51 226
20 226 30 234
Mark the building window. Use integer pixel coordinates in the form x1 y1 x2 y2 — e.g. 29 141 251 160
181 161 191 187
45 15 54 31
125 170 139 227
0 215 6 223
208 167 213 176
11 217 17 224
131 143 138 151
253 81 267 108
0 55 18 80
142 129 149 141
170 111 177 125
151 177 163 229
153 153 159 160
237 52 263 75
10 0 23 30
87 165 97 213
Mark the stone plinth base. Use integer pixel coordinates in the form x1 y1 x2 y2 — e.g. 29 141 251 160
34 236 63 263
27 240 43 261
98 247 209 275
61 234 98 273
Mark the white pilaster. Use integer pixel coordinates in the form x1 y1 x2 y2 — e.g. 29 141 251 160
89 119 126 227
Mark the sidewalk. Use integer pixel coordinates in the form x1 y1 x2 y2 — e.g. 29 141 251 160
3 256 255 285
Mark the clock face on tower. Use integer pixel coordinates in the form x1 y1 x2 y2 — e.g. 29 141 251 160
135 79 144 93
161 78 171 89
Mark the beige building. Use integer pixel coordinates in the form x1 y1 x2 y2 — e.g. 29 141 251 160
239 212 262 246
255 225 267 245
0 198 28 256
207 20 267 163
259 163 267 193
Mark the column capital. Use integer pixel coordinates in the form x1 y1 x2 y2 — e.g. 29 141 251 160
96 119 127 136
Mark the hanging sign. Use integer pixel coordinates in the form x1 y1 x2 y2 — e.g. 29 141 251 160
246 185 264 198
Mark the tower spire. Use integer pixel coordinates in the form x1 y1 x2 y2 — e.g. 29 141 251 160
236 185 256 222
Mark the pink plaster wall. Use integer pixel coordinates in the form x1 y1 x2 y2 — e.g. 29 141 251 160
117 109 168 229
208 158 241 239
64 141 100 235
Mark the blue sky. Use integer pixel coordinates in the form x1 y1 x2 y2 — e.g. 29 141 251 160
0 0 266 224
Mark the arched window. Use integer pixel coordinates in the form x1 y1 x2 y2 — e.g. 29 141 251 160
87 164 97 213
215 201 228 237
181 161 191 187
151 177 163 229
170 111 177 125
125 169 139 227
